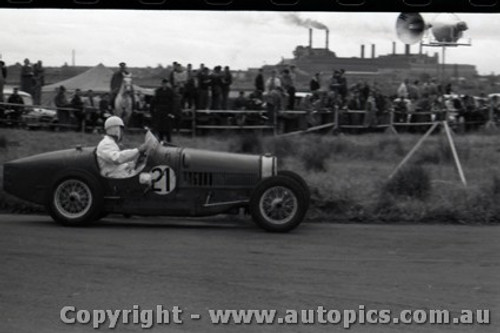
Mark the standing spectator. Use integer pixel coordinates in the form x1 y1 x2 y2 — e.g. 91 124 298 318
221 66 233 110
151 79 176 142
281 69 296 110
54 86 71 126
254 68 265 96
397 79 409 99
70 89 85 131
33 60 45 105
197 67 211 110
338 69 348 103
329 70 341 95
265 70 282 125
99 93 113 117
20 58 35 96
172 63 187 99
110 62 129 107
7 87 24 121
310 73 321 92
184 64 197 109
408 80 421 101
265 69 282 93
169 61 178 83
84 89 99 128
364 91 378 128
0 60 7 104
347 90 363 110
428 78 439 97
210 66 223 110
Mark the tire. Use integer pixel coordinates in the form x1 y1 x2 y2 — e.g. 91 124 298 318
250 175 307 232
47 175 104 226
277 170 311 210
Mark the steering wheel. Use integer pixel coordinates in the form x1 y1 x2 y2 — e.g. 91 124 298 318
134 130 159 171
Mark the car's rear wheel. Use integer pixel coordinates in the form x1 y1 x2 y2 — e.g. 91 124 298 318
250 175 307 232
47 175 103 226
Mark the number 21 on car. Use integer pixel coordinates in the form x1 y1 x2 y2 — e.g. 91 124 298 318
150 165 176 195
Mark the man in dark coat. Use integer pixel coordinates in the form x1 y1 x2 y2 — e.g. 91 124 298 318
210 66 223 110
221 66 233 110
7 87 24 121
197 67 211 110
310 73 321 92
254 68 264 97
110 62 129 107
70 89 85 131
33 60 45 105
20 58 35 96
151 79 176 142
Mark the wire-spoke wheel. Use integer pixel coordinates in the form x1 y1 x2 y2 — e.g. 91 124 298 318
259 186 298 225
250 175 307 232
47 175 103 226
54 179 93 219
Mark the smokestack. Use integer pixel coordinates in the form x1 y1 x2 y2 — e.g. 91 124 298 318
72 49 75 67
405 44 410 56
393 42 396 55
361 45 365 59
419 43 423 54
371 44 376 58
326 29 329 50
309 28 313 49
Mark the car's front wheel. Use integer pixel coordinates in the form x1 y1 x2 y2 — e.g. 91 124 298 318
47 175 103 226
250 175 307 232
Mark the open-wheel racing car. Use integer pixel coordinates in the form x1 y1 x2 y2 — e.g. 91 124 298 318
3 131 310 232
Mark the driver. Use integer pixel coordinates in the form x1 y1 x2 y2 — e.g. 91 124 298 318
96 116 147 178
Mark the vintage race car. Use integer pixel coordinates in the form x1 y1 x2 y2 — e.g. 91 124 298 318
3 132 310 232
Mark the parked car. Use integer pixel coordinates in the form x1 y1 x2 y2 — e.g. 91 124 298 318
1 88 56 128
3 131 310 232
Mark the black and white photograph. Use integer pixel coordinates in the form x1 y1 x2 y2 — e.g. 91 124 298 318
0 6 498 332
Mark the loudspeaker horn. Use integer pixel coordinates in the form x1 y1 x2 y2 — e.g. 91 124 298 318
396 12 428 45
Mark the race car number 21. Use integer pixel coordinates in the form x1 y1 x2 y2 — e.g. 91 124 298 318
151 166 176 195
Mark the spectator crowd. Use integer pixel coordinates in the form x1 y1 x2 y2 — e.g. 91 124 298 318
0 58 498 138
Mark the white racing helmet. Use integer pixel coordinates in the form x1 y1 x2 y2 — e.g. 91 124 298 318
104 116 125 130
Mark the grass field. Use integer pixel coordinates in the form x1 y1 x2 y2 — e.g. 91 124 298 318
1 127 500 224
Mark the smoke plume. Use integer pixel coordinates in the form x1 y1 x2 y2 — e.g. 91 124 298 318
284 14 329 30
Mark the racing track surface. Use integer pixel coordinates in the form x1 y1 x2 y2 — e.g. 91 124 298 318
0 214 498 333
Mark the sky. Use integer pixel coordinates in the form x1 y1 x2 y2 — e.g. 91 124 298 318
0 9 499 75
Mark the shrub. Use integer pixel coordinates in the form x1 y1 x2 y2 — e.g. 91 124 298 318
229 134 262 154
300 136 331 172
383 164 431 200
268 136 296 159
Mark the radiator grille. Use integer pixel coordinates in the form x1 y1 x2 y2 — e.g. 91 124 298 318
183 172 213 187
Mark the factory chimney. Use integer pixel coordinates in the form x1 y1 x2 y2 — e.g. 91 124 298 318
326 29 329 50
309 28 313 49
405 44 411 56
361 45 365 59
392 42 396 55
371 44 376 58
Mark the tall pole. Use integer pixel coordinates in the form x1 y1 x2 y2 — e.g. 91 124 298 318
72 49 75 67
